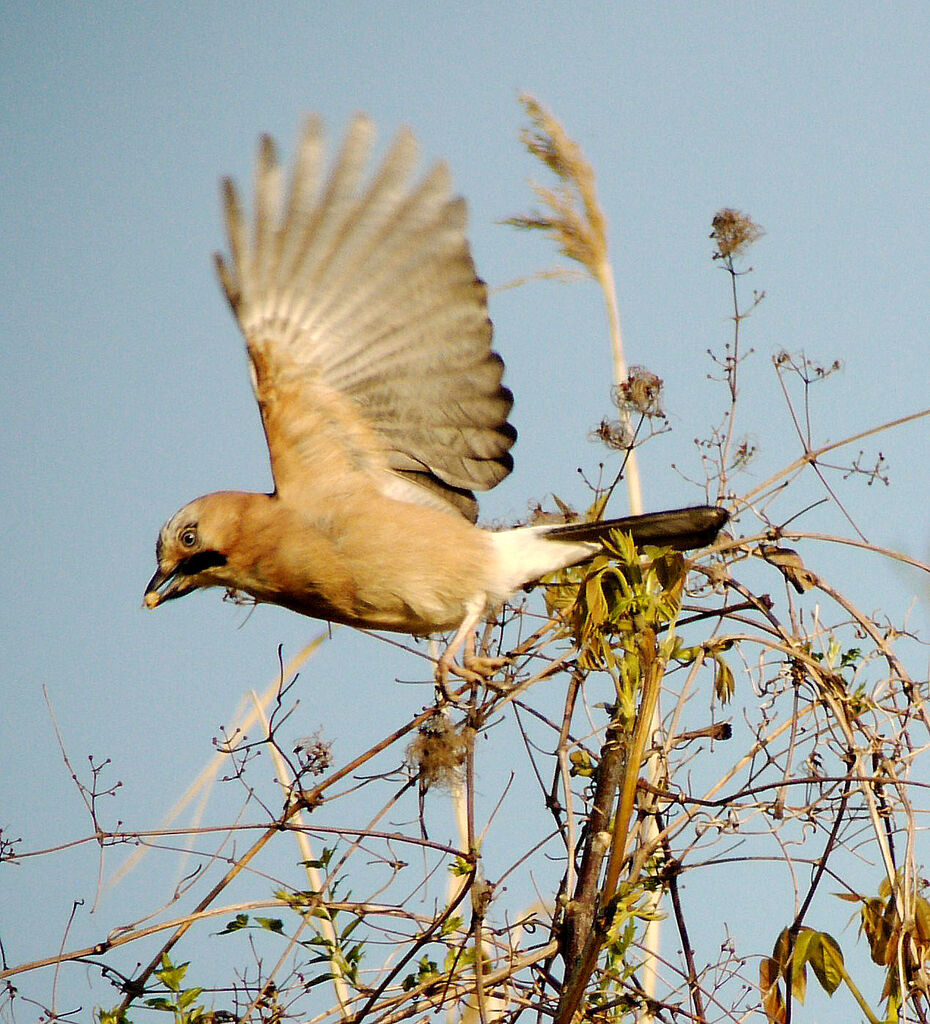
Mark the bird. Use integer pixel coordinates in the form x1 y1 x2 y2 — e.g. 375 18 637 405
144 113 728 678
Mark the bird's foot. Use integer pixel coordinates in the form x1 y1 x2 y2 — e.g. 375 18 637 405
433 658 475 704
434 653 511 704
463 653 511 678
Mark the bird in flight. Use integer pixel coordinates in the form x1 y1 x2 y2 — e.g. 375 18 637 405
144 114 727 677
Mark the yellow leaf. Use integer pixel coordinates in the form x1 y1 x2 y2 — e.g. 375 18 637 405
808 931 844 996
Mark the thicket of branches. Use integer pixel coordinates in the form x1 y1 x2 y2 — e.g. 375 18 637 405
3 97 930 1024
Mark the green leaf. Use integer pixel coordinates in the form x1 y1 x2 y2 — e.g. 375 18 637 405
585 575 609 626
177 987 204 1010
218 912 250 934
840 647 863 668
305 971 337 988
789 953 807 1003
154 955 188 993
439 914 464 937
445 945 478 971
569 749 595 777
339 915 363 941
713 655 735 704
449 856 473 877
255 916 285 933
403 955 440 991
98 1010 132 1024
808 931 845 996
301 949 335 963
791 927 814 965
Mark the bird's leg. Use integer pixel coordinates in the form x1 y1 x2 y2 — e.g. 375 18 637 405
435 603 513 704
435 602 485 701
464 605 513 678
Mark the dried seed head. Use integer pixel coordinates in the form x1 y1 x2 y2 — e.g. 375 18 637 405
505 93 609 278
613 367 665 419
293 732 332 776
711 209 764 260
590 417 634 451
407 711 468 790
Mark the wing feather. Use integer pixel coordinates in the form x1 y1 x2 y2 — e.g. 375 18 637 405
251 135 281 314
215 114 515 518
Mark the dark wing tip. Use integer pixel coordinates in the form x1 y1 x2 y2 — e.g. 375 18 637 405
259 132 276 161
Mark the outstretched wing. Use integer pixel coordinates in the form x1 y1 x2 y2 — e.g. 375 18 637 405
214 114 516 521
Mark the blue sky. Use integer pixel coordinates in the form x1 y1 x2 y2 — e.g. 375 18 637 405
2 4 929 1019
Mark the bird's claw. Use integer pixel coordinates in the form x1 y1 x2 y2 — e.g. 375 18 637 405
433 653 512 704
463 653 511 677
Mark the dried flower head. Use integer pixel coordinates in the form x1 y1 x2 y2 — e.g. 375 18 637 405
590 417 634 452
406 710 468 790
613 367 665 419
293 732 332 776
711 209 764 260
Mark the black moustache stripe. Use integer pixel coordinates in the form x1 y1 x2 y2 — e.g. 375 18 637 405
179 550 227 576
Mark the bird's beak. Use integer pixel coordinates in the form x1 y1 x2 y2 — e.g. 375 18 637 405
144 550 227 609
144 566 193 608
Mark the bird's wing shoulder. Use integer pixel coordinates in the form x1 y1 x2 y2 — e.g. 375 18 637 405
213 114 516 519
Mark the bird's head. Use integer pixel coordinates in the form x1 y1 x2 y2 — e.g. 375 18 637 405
144 494 243 609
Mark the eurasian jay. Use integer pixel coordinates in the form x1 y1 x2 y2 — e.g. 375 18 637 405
144 114 728 675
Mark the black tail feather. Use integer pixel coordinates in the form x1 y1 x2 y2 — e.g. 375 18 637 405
546 505 728 551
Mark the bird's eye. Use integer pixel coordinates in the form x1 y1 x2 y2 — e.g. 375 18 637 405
180 527 198 548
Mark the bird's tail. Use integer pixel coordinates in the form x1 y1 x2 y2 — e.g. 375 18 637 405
488 505 729 603
543 505 729 551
